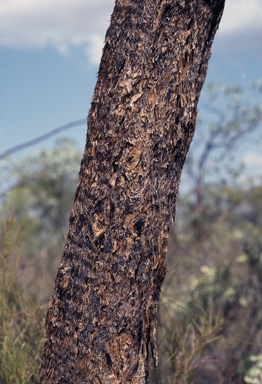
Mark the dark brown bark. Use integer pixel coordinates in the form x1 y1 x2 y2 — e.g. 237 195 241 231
39 0 225 383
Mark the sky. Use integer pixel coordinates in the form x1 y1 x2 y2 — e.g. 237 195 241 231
0 0 262 177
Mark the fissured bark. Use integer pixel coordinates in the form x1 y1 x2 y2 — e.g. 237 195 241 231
39 1 225 382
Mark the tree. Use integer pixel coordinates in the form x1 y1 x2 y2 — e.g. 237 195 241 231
0 139 82 299
39 1 225 383
181 82 262 241
6 138 82 235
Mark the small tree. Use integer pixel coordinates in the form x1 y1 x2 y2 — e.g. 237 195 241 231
182 82 262 241
39 1 225 383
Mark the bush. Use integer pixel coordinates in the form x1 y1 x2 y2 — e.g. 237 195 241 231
0 216 45 384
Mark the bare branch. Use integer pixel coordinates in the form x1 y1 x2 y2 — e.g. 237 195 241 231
0 119 86 161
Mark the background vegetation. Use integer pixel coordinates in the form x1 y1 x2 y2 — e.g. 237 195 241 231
1 83 262 383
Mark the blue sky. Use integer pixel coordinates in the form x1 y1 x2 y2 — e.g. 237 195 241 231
1 0 262 174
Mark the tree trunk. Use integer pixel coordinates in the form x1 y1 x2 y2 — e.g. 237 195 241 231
39 0 225 382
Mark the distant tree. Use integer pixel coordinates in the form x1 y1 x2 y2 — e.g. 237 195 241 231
181 82 262 241
0 139 82 297
39 1 225 383
1 138 81 240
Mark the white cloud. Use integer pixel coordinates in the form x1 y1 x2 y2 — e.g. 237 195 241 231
0 0 262 64
0 0 114 64
243 152 262 166
219 0 262 34
85 34 105 66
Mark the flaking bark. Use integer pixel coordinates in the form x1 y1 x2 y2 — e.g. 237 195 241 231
39 0 225 383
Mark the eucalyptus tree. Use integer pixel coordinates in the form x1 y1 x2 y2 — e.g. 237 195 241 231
39 0 226 383
182 83 262 241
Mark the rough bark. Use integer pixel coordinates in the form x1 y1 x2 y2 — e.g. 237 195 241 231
39 0 225 383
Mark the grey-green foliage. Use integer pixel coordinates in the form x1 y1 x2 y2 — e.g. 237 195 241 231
244 355 262 384
1 138 82 253
154 220 262 383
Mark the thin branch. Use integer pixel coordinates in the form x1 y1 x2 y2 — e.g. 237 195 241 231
0 119 86 161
